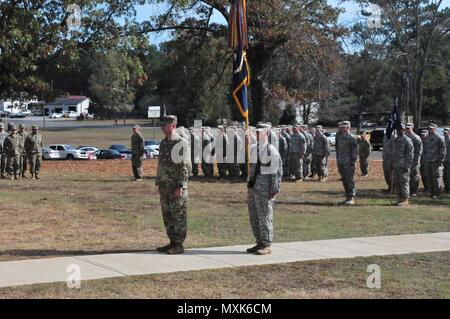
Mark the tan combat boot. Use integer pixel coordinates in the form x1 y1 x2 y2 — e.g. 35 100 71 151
166 243 185 255
344 197 355 206
396 198 409 206
255 246 272 255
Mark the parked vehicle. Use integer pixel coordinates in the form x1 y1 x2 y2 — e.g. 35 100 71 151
120 150 132 160
42 144 89 160
95 149 123 160
77 146 99 160
68 111 80 118
9 112 27 118
109 144 128 152
49 112 63 119
144 148 159 159
370 128 385 151
327 132 336 146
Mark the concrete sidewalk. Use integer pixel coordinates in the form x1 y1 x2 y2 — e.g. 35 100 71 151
0 232 449 288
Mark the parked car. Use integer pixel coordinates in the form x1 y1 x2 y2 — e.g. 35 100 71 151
49 112 63 119
109 144 128 152
68 111 80 118
86 113 95 119
370 128 385 151
9 112 26 118
120 150 132 160
77 146 99 160
95 149 124 160
361 121 377 128
327 132 336 146
144 148 159 159
42 144 89 160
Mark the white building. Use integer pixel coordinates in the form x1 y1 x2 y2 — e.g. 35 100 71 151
44 96 90 116
0 97 38 114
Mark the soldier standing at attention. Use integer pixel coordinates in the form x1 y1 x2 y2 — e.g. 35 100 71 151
419 130 429 192
17 124 28 178
312 125 330 182
201 127 214 178
302 125 314 180
442 128 450 193
247 123 283 255
0 123 8 179
24 125 43 179
288 126 306 181
392 124 414 206
336 121 358 205
358 131 371 177
189 127 200 177
216 126 229 179
277 128 288 175
423 123 446 199
405 123 423 197
382 134 394 192
156 115 191 254
281 127 291 178
131 124 145 181
3 125 20 180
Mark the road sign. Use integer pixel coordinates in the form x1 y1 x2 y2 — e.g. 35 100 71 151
148 106 160 119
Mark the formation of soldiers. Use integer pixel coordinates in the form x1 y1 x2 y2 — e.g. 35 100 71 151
0 122 43 180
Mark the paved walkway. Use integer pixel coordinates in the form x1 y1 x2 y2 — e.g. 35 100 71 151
0 232 449 288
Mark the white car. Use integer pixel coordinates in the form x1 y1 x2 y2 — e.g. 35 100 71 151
43 144 89 160
49 113 63 119
327 132 336 146
68 111 80 118
77 146 99 160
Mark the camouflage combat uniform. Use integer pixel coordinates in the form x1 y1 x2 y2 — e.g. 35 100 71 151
24 129 43 178
312 131 330 179
358 137 371 176
227 129 242 178
288 130 306 180
281 130 291 177
201 129 214 177
420 134 428 191
423 132 446 197
156 132 192 245
382 135 394 190
336 131 358 200
17 128 28 178
0 125 8 178
131 129 145 180
406 131 423 195
247 140 283 248
278 132 288 175
190 130 201 177
3 131 20 178
392 134 414 201
302 130 314 178
216 129 229 178
444 134 450 193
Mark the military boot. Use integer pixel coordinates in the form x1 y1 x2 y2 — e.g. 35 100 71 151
30 174 35 180
396 198 409 206
255 246 272 255
157 241 175 253
166 243 184 255
246 244 263 253
344 197 355 205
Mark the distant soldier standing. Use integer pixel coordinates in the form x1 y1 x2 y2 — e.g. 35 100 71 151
382 135 394 192
24 125 43 179
302 125 313 179
423 124 446 198
277 128 288 175
3 125 20 179
17 124 28 178
419 130 429 192
156 116 191 254
189 127 200 177
336 121 358 205
246 123 283 255
392 124 414 206
216 126 229 179
288 126 306 181
0 123 8 179
312 125 330 182
131 124 145 181
281 127 291 178
358 131 371 177
201 127 214 178
443 128 450 193
405 123 423 196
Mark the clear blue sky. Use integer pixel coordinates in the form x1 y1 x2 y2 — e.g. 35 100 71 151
132 0 450 47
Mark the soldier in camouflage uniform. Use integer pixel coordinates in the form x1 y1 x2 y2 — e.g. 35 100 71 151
382 135 394 192
277 128 288 176
405 123 423 196
281 127 291 178
423 123 446 198
302 125 313 179
358 132 371 177
216 126 229 179
312 125 330 182
246 123 283 255
24 125 43 179
17 124 28 178
227 127 241 178
131 124 145 181
392 124 414 206
189 127 200 177
288 126 306 181
336 121 358 205
201 127 214 178
156 115 192 254
443 128 450 193
3 125 20 179
419 130 429 192
0 123 8 179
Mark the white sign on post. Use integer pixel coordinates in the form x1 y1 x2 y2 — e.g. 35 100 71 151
148 106 160 119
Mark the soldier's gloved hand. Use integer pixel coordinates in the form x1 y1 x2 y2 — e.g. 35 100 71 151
174 187 182 198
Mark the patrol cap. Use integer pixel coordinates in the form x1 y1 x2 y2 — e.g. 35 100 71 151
316 125 323 130
420 129 428 135
18 124 25 129
337 121 343 128
428 123 438 129
217 125 224 130
444 128 450 133
405 123 414 129
132 124 140 129
32 125 38 130
161 115 177 126
341 121 351 128
255 123 271 131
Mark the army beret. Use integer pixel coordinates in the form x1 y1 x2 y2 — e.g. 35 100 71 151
32 125 38 130
161 115 177 126
405 123 414 129
132 124 140 129
428 123 438 129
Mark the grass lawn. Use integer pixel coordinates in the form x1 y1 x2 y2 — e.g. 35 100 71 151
0 252 448 298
